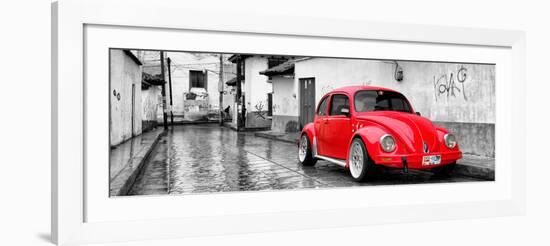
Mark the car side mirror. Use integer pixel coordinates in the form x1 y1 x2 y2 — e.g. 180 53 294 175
341 107 350 116
415 112 421 116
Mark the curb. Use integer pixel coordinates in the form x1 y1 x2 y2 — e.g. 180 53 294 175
172 120 228 125
254 132 298 144
222 122 238 131
453 163 495 180
223 123 272 132
112 130 165 196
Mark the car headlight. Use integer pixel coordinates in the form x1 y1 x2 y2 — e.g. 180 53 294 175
444 133 457 149
380 134 396 152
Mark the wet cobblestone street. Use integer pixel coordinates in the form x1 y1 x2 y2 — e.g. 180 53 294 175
129 124 484 195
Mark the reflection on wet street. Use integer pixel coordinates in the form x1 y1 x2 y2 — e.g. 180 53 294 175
129 125 484 196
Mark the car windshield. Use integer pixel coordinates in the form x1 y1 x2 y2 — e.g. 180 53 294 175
354 90 412 113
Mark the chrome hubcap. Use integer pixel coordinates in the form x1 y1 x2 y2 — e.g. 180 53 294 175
298 135 308 162
349 142 364 178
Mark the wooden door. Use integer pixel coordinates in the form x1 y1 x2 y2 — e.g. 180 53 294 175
299 78 316 129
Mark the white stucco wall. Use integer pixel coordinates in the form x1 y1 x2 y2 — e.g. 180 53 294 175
109 50 143 146
141 86 161 122
165 52 219 114
292 58 495 124
271 76 297 116
244 56 271 112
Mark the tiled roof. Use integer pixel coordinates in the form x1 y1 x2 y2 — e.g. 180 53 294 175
259 57 310 76
225 77 237 86
142 72 164 86
259 60 294 76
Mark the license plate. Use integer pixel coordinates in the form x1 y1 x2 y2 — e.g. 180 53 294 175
422 155 441 166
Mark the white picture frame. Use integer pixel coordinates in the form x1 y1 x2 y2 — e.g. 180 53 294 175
52 0 526 245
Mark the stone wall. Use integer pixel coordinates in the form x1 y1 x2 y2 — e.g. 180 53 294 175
434 121 495 158
271 115 300 133
245 111 272 130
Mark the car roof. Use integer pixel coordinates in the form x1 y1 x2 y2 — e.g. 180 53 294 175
328 85 399 95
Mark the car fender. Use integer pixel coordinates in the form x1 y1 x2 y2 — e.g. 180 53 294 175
435 126 449 133
350 125 389 160
349 123 412 166
301 122 316 146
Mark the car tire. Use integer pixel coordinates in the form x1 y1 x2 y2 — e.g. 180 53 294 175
431 162 456 177
298 134 317 166
348 138 375 182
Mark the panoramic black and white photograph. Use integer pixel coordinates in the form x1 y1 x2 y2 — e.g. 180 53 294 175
109 49 496 197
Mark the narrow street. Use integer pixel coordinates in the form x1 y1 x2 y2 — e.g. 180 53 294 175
129 124 485 195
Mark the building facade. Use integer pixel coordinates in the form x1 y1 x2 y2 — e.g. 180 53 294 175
109 50 144 147
264 58 496 157
139 51 236 123
228 55 294 130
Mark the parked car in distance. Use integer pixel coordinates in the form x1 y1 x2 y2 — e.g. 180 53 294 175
298 85 462 181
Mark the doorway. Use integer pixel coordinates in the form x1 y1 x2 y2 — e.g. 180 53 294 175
299 77 316 129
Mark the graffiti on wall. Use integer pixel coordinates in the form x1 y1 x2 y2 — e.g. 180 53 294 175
432 65 468 101
253 101 267 119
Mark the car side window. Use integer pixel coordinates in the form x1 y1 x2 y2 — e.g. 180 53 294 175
317 96 329 116
329 94 350 116
390 98 408 111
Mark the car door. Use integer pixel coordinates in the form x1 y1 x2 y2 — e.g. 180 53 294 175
314 95 330 156
323 94 352 159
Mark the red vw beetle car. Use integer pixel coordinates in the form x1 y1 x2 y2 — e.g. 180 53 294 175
298 85 462 181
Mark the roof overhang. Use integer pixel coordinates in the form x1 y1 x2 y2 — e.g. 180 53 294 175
142 72 165 88
259 60 295 76
228 54 251 63
123 50 142 66
225 77 237 86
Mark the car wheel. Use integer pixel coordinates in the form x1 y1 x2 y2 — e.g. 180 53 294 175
298 134 317 166
348 138 375 182
431 162 456 177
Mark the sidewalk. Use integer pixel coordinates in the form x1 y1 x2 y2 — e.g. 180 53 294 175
254 131 300 144
254 130 495 180
453 154 495 180
109 128 165 196
224 121 272 132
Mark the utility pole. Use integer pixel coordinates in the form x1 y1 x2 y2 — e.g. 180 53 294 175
218 54 224 126
167 57 174 125
236 59 242 131
160 51 168 130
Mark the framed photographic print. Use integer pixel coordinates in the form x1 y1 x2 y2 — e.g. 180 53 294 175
52 0 526 245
